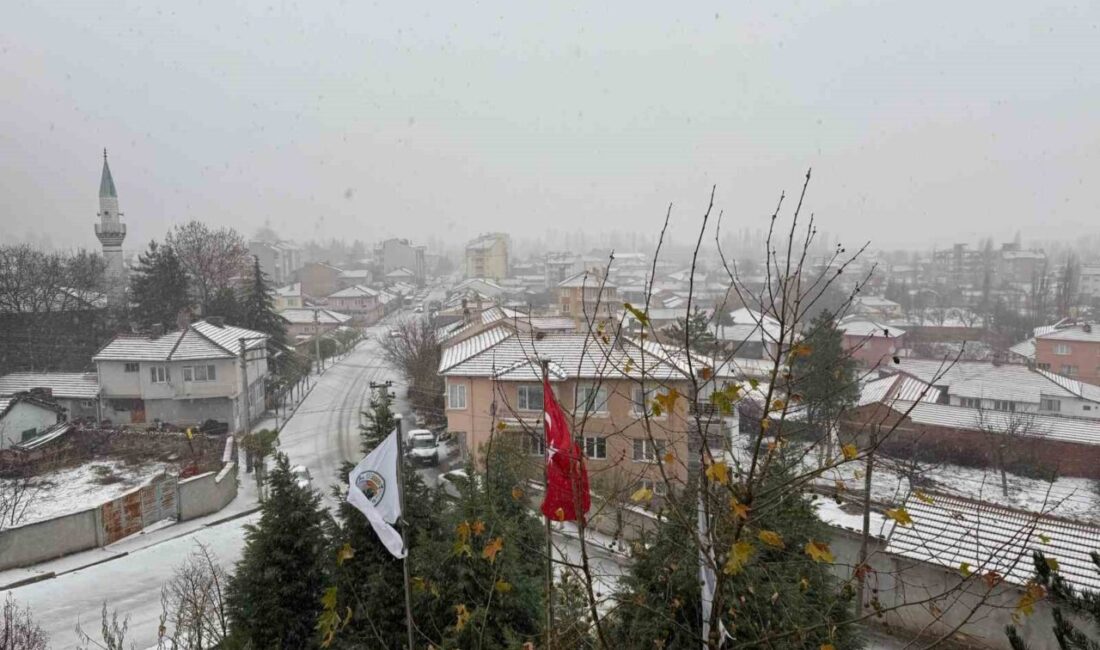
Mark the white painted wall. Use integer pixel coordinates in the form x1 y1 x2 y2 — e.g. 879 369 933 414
0 402 60 449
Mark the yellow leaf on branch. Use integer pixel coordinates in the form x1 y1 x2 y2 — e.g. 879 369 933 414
482 537 504 564
705 461 730 486
723 540 754 575
804 540 834 564
631 487 654 502
841 444 858 460
758 530 785 549
885 508 913 527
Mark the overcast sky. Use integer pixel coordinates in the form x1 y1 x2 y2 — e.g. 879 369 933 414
2 1 1098 254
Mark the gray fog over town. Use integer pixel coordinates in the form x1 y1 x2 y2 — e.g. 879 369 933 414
2 2 1099 649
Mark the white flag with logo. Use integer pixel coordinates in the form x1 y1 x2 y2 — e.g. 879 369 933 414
347 430 405 558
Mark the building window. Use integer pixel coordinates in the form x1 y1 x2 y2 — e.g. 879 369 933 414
447 382 467 410
517 384 544 411
583 436 607 460
1040 398 1061 412
1054 343 1072 356
577 383 608 415
960 397 980 408
633 438 665 463
1037 363 1051 371
632 387 649 416
638 479 668 497
124 362 139 373
521 434 544 457
992 400 1015 412
1084 405 1093 412
80 399 96 408
183 364 217 382
1061 365 1078 376
150 366 169 383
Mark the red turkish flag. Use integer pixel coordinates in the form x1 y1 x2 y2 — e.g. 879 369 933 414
539 377 590 522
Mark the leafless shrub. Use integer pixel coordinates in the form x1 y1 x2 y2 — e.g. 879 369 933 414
1 594 48 650
156 542 230 650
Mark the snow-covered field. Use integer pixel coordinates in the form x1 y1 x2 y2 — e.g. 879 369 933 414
5 460 170 527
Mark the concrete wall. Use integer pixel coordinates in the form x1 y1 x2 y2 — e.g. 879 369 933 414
177 462 239 521
0 507 102 569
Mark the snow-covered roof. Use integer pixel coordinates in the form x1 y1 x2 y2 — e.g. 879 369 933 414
838 318 906 339
891 400 1100 446
715 308 782 343
439 327 686 381
1037 324 1100 344
1008 338 1036 361
466 234 506 252
94 321 268 362
885 359 1099 405
275 283 303 297
0 373 99 399
327 284 379 299
278 308 352 325
859 374 941 407
887 492 1100 593
338 269 371 279
557 270 617 289
0 394 65 418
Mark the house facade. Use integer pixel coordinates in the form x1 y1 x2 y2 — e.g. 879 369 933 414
0 395 65 450
439 325 737 494
0 372 101 421
1034 322 1100 385
465 233 510 281
556 271 618 324
325 285 382 325
279 308 352 340
93 320 269 432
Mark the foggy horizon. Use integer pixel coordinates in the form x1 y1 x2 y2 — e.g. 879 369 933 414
4 1 1099 254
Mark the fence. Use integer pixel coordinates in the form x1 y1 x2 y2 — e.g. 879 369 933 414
0 440 239 571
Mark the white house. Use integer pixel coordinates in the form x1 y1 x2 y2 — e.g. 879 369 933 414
0 372 101 421
93 319 269 432
0 394 65 450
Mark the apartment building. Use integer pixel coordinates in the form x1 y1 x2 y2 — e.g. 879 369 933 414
439 325 737 493
325 285 383 325
556 270 618 324
248 240 302 286
465 233 510 281
377 238 427 285
1034 322 1100 385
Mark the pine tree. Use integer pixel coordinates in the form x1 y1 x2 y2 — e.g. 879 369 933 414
227 453 329 649
666 307 720 357
129 241 190 331
610 462 861 649
241 256 287 346
205 286 242 324
791 309 859 451
1007 550 1100 649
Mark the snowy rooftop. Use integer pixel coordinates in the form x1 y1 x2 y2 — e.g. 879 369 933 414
890 400 1100 446
839 318 905 339
327 284 379 299
859 374 941 407
278 308 352 325
1038 324 1100 344
0 372 100 399
884 359 1100 405
94 320 267 362
887 492 1100 593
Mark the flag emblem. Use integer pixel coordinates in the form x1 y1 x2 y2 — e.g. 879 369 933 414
356 470 386 506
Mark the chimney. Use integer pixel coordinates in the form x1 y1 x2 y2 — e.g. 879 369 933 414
207 316 226 328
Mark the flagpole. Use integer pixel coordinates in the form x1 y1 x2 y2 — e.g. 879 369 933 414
540 358 554 649
393 413 416 650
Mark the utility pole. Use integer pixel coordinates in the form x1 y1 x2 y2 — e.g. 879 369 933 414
239 338 250 434
540 357 554 649
313 309 323 374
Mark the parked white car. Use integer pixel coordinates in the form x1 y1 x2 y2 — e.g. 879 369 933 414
406 429 439 466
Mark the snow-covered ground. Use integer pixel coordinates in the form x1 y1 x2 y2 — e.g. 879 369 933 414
4 460 170 526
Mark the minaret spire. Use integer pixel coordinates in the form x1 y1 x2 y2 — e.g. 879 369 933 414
95 149 127 303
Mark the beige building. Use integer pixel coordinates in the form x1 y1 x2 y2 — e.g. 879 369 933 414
465 233 510 281
556 270 619 324
438 324 737 494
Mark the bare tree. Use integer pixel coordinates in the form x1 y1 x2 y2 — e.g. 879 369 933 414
0 470 40 532
977 407 1044 498
1 594 48 650
165 221 249 313
75 603 131 650
379 316 445 427
156 543 231 650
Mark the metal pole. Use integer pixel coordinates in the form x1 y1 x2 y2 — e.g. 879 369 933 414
313 309 323 373
541 358 554 649
393 413 416 650
239 338 250 434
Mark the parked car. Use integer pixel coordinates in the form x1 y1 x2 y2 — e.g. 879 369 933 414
291 465 313 489
406 429 439 466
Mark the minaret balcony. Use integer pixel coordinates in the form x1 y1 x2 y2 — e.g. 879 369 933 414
95 222 127 246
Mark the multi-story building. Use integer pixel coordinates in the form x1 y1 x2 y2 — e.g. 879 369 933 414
248 240 302 286
296 262 344 300
556 270 618 324
838 317 907 368
326 285 383 325
1080 264 1100 301
93 319 269 432
274 283 306 311
1034 322 1100 385
279 308 352 340
465 233 510 280
376 238 426 285
439 324 737 493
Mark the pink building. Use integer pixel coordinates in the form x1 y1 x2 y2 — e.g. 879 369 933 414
1035 323 1100 386
838 318 906 368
